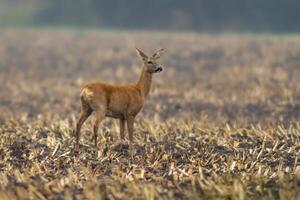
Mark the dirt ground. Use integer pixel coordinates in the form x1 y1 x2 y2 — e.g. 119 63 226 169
0 30 299 199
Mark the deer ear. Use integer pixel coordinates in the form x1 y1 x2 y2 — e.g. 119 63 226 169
152 49 164 60
136 48 148 61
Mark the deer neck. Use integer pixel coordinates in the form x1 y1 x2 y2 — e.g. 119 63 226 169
137 66 152 98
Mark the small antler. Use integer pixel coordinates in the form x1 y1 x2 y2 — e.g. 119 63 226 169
136 48 148 60
152 49 164 59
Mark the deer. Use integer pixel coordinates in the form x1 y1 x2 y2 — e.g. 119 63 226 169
74 48 164 153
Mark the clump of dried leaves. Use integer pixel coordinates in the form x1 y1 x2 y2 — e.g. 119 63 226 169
0 30 299 199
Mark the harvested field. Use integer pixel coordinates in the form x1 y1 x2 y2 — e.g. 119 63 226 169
0 30 299 199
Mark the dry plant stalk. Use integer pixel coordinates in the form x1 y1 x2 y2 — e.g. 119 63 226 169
0 31 299 200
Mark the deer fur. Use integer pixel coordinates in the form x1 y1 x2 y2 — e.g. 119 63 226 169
74 48 164 152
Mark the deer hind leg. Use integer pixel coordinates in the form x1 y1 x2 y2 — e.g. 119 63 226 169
120 118 126 140
93 106 106 148
75 99 92 151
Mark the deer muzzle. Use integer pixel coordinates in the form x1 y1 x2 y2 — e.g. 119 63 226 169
155 66 163 73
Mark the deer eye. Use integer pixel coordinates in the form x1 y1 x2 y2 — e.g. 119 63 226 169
147 61 153 64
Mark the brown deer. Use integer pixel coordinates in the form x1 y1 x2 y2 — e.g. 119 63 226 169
74 48 164 152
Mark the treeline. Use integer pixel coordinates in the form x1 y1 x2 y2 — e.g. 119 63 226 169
10 0 300 32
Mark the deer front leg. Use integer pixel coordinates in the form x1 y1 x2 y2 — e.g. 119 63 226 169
120 118 126 140
127 116 135 158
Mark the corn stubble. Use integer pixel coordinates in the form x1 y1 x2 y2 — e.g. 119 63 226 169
0 31 299 199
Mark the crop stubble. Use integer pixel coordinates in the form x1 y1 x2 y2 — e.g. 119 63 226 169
0 31 299 199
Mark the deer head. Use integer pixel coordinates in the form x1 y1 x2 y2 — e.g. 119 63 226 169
136 48 164 73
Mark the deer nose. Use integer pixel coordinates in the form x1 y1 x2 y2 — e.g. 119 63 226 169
155 66 163 72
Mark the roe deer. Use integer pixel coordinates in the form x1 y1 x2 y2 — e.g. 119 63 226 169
74 48 164 152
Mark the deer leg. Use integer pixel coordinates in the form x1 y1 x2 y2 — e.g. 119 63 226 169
120 118 126 140
126 116 135 158
75 109 91 151
93 110 105 148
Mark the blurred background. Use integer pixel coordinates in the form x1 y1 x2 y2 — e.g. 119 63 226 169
1 0 300 32
0 0 300 125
